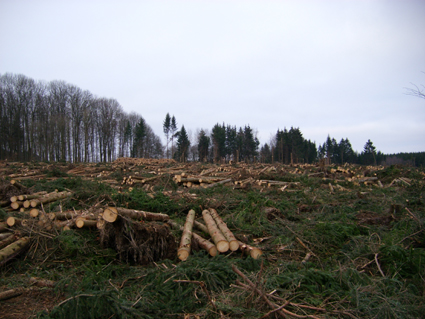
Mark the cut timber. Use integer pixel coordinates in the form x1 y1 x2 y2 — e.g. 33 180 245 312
203 178 232 189
18 191 48 201
168 220 217 257
0 237 30 265
29 208 39 218
208 208 239 251
178 209 196 261
10 201 23 210
30 191 72 208
0 287 26 301
6 217 22 227
10 180 26 190
103 207 118 222
0 234 17 250
103 207 170 223
202 209 229 253
75 217 97 228
238 241 263 259
0 222 8 232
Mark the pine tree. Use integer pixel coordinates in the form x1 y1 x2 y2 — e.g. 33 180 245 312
170 115 177 159
362 139 377 165
132 118 146 158
198 129 210 162
211 123 226 163
163 113 171 158
175 125 190 162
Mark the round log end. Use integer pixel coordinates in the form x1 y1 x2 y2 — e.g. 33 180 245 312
216 240 230 253
250 248 263 259
103 207 118 223
177 249 190 261
29 208 39 218
208 246 218 257
229 240 239 252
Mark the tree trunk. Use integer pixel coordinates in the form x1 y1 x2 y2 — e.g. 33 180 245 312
102 207 170 223
168 220 217 257
238 241 262 259
0 233 17 250
208 208 239 251
178 209 195 261
202 209 229 253
30 191 73 208
0 237 30 265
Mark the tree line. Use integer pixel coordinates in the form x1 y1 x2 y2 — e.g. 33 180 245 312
0 73 163 162
1 73 423 166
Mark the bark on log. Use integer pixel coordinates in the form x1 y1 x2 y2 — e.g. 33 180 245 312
0 233 17 250
238 241 263 259
102 207 170 223
0 287 26 301
0 222 8 232
10 201 23 210
30 191 73 208
0 237 30 265
6 217 22 227
18 191 48 201
208 208 239 251
10 180 27 190
178 209 196 261
75 217 97 228
168 220 217 257
203 178 232 189
202 209 229 253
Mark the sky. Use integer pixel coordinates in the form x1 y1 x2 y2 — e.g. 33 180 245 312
1 0 424 154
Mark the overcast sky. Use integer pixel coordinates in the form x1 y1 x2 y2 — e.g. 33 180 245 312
1 0 424 154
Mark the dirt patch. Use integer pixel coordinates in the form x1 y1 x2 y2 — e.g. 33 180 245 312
0 288 64 319
356 210 395 227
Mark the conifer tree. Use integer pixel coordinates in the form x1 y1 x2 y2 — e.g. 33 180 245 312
163 113 171 158
170 115 177 158
132 118 146 157
175 125 190 162
198 129 210 162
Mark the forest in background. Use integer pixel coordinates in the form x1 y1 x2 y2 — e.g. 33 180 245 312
1 73 424 166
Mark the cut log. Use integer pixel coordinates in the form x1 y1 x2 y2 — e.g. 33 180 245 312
203 178 232 189
29 277 56 288
29 208 39 218
103 207 170 223
0 237 30 265
6 217 22 227
10 196 18 203
30 191 73 208
18 191 48 201
202 209 229 253
10 179 27 190
102 207 118 223
0 222 8 232
0 233 17 250
10 201 23 210
0 287 26 301
178 209 196 261
238 241 262 259
75 217 97 228
168 220 217 257
208 208 239 251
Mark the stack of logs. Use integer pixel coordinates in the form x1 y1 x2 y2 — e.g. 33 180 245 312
1 194 262 266
173 208 262 261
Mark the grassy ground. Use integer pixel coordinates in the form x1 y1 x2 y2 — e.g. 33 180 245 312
0 161 424 318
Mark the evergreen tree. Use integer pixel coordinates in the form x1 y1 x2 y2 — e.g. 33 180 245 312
211 123 226 162
338 138 354 164
241 125 259 162
170 115 177 158
132 118 146 158
163 113 171 158
175 125 190 162
197 129 210 162
260 143 272 163
361 139 377 165
225 125 237 161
